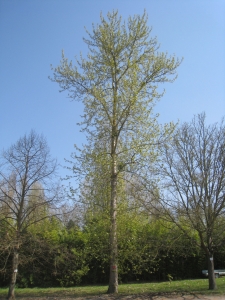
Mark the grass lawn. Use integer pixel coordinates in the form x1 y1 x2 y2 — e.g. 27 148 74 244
0 278 225 298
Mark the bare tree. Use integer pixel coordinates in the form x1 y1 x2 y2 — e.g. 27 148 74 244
158 113 225 290
0 130 61 299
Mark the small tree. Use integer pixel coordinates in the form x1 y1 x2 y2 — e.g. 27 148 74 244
158 113 225 290
0 130 61 299
51 10 182 293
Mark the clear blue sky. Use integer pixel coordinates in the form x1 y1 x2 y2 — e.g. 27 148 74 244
0 0 225 179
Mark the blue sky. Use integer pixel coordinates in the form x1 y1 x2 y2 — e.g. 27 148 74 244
0 0 225 180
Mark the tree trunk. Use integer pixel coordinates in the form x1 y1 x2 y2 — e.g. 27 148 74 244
7 246 19 300
108 140 118 294
207 254 217 290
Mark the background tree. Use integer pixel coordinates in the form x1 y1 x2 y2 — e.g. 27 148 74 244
0 130 61 299
158 113 225 290
51 10 182 293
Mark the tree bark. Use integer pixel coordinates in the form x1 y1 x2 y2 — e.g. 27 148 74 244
108 134 118 294
7 246 19 300
108 171 118 292
207 254 217 290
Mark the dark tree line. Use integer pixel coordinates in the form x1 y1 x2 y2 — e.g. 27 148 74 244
1 209 225 288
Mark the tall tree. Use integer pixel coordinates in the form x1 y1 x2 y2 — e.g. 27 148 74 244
158 113 225 290
51 10 182 293
0 130 61 299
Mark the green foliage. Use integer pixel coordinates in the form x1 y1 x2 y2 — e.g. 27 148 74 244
54 228 89 287
51 9 182 193
51 10 182 292
1 210 225 287
83 213 110 284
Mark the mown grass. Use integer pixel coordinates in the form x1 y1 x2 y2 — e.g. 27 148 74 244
0 278 225 298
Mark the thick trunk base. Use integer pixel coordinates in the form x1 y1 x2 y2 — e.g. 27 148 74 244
107 277 118 293
107 264 118 294
7 283 16 300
